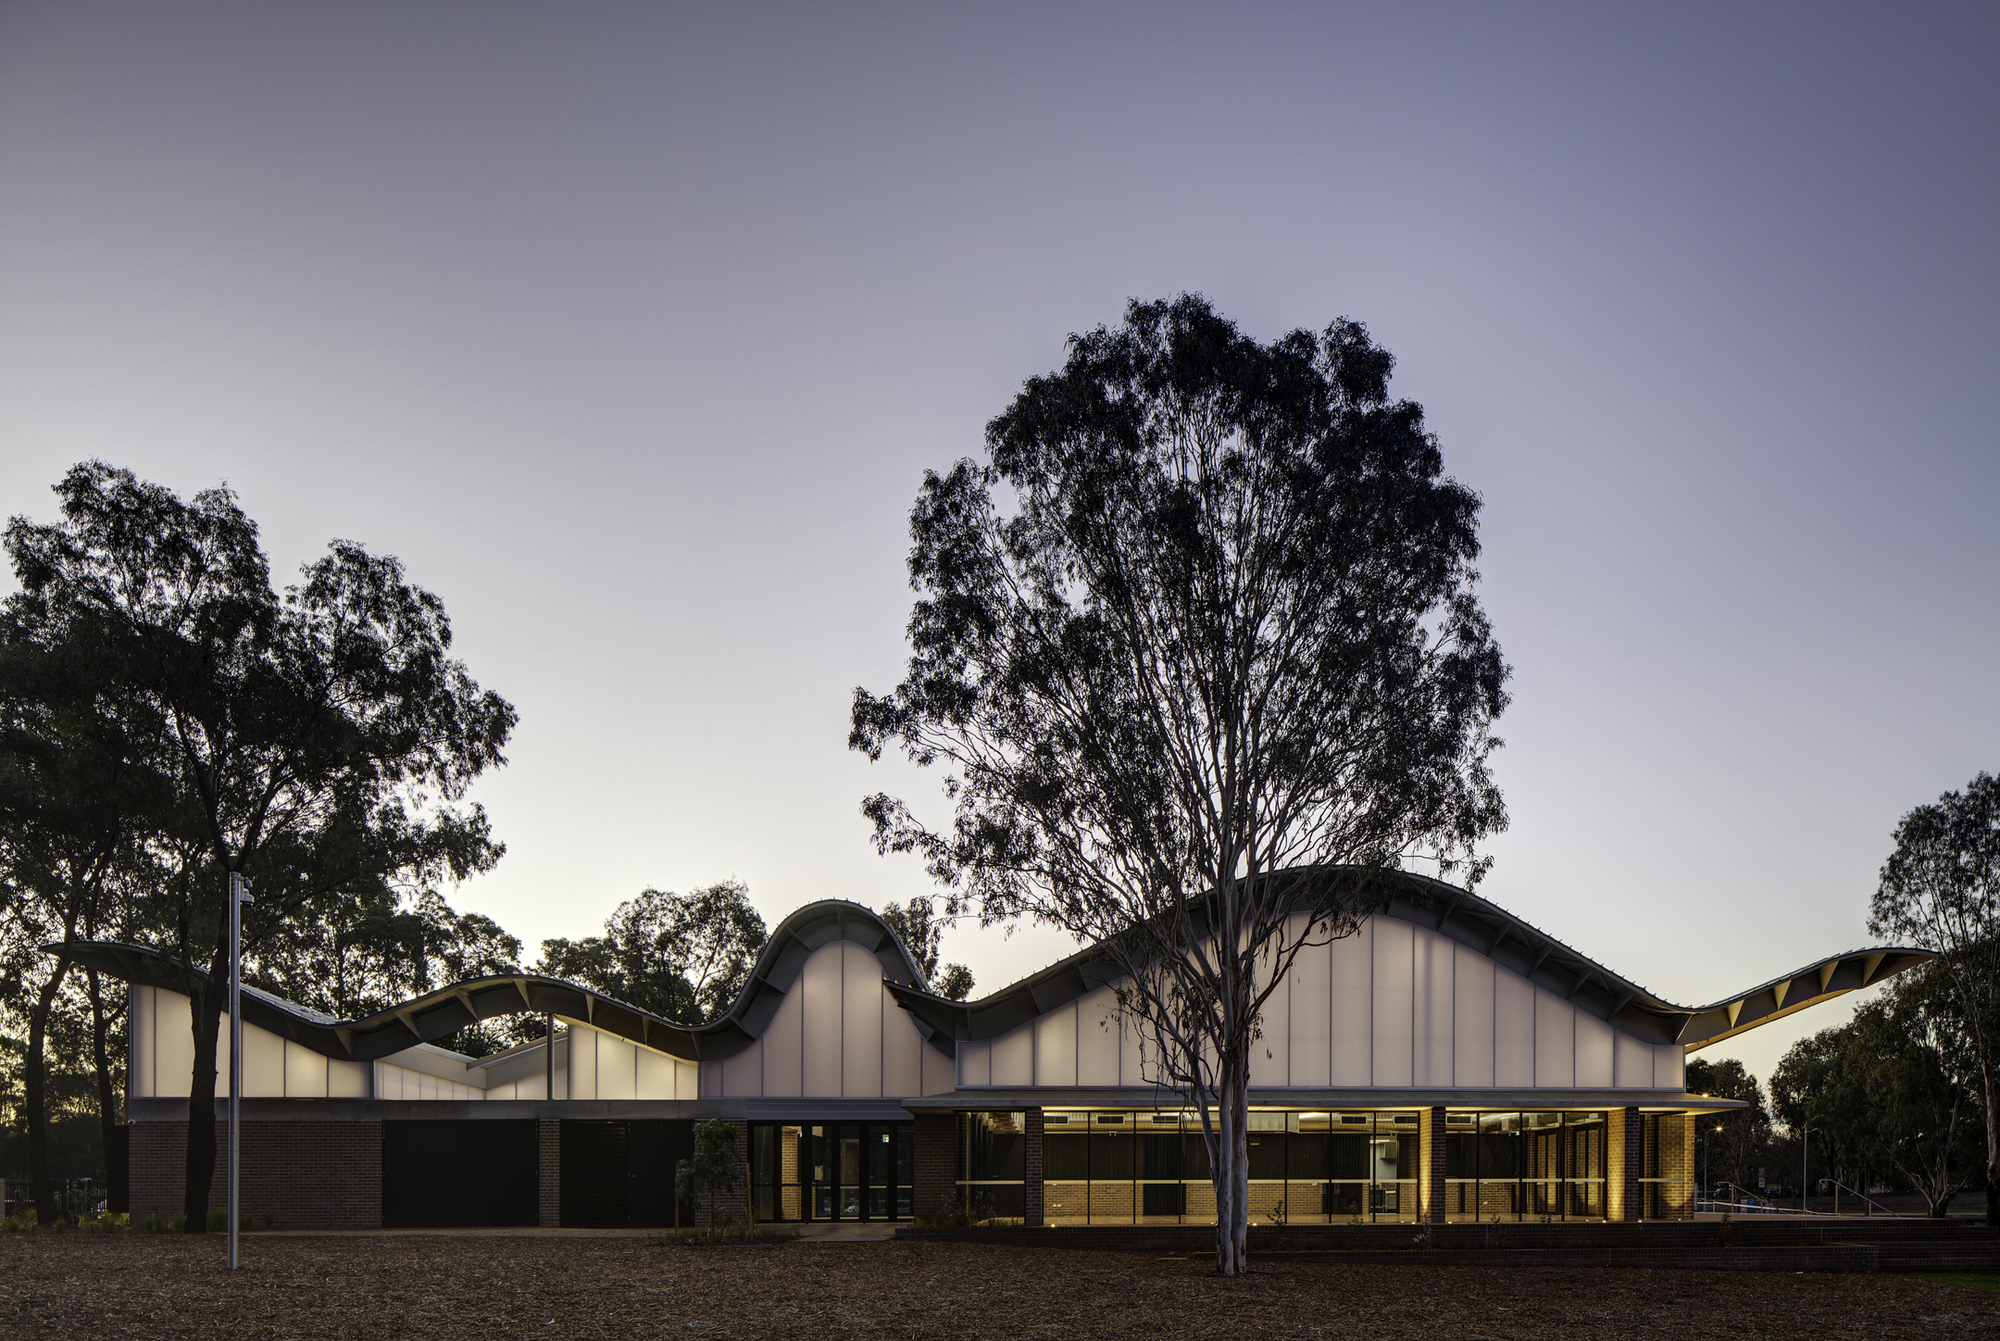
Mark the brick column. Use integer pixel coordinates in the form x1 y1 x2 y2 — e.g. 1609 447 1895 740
1024 1108 1044 1226
718 1120 750 1228
1657 1113 1693 1220
1608 1106 1642 1222
912 1111 957 1220
1418 1106 1448 1223
538 1119 560 1228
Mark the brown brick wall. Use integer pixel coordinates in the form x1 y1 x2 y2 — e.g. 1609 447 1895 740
129 1121 381 1230
1023 1108 1044 1227
537 1120 559 1228
912 1112 956 1220
1418 1107 1448 1224
1652 1113 1694 1221
1608 1107 1642 1222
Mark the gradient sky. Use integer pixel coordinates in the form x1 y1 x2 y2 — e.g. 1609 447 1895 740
4 2 1995 1089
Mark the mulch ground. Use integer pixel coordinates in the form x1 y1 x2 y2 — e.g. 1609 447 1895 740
4 1233 1999 1339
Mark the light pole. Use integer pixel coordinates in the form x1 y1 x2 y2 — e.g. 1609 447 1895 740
227 871 253 1270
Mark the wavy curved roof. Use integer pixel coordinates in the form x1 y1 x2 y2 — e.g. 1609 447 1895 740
882 870 1935 1051
66 873 1934 1069
68 899 935 1064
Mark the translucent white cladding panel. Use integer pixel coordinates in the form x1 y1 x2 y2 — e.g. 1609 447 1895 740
372 1061 485 1101
1574 1010 1614 1088
800 943 844 1097
1075 986 1121 1086
1371 918 1415 1087
920 1036 955 1095
760 976 805 1097
883 990 925 1099
956 1039 988 1087
1534 989 1576 1087
1494 966 1535 1087
1287 938 1332 1088
1655 1042 1685 1088
569 1023 598 1096
328 1058 371 1098
282 1038 329 1097
991 1020 1034 1087
841 941 884 1097
597 1031 640 1102
632 1047 688 1100
723 1036 764 1097
1250 951 1289 1087
1328 921 1372 1086
130 985 156 1097
1452 944 1497 1088
1119 999 1151 1086
241 1015 285 1096
1613 1029 1654 1088
1035 1002 1078 1087
153 989 194 1097
1413 926 1455 1087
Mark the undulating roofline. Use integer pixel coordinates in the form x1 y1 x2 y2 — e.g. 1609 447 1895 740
61 869 1934 1066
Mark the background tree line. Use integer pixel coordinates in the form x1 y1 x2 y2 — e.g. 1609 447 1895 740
0 461 973 1229
1691 773 1997 1221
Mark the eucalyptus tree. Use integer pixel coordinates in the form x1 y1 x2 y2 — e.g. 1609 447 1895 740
4 461 516 1229
851 296 1508 1274
880 897 973 1001
1868 771 2000 1225
0 610 166 1220
539 880 767 1023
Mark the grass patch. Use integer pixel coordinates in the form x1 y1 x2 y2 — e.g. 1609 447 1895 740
1903 1271 2000 1293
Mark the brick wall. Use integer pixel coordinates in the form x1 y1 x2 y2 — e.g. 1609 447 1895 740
129 1121 381 1230
1608 1107 1641 1222
912 1112 956 1220
1024 1109 1044 1227
537 1120 559 1228
1652 1113 1694 1221
1418 1106 1448 1224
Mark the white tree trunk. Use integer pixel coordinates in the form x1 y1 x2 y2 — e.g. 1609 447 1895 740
1212 1055 1250 1276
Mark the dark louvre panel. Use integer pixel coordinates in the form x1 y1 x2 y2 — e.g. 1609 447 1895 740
559 1121 629 1228
382 1120 537 1227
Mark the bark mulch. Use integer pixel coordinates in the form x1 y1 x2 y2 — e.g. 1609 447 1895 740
4 1232 1999 1339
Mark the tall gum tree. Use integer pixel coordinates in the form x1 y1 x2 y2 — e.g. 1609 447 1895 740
851 297 1508 1275
1868 771 2000 1226
4 462 515 1229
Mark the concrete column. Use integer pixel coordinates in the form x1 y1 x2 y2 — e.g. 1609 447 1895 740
1024 1108 1044 1226
1418 1106 1448 1223
537 1119 560 1228
1608 1106 1643 1222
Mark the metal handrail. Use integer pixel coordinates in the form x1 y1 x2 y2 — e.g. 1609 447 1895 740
1820 1179 1916 1218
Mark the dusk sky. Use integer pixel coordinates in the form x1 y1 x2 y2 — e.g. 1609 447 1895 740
3 2 1994 1087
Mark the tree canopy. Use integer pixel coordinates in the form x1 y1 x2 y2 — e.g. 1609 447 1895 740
1867 770 2000 1225
539 880 766 1024
852 295 1508 1273
2 461 516 1226
879 897 973 1001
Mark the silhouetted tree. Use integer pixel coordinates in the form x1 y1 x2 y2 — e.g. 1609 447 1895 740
4 462 515 1230
880 897 973 1001
539 880 766 1023
1685 1056 1771 1199
852 296 1508 1274
1868 772 2000 1225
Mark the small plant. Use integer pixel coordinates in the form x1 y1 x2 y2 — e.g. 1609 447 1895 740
0 1208 37 1232
80 1212 127 1232
652 1225 794 1247
1411 1226 1434 1248
49 1215 73 1232
262 1211 276 1230
675 1119 744 1243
